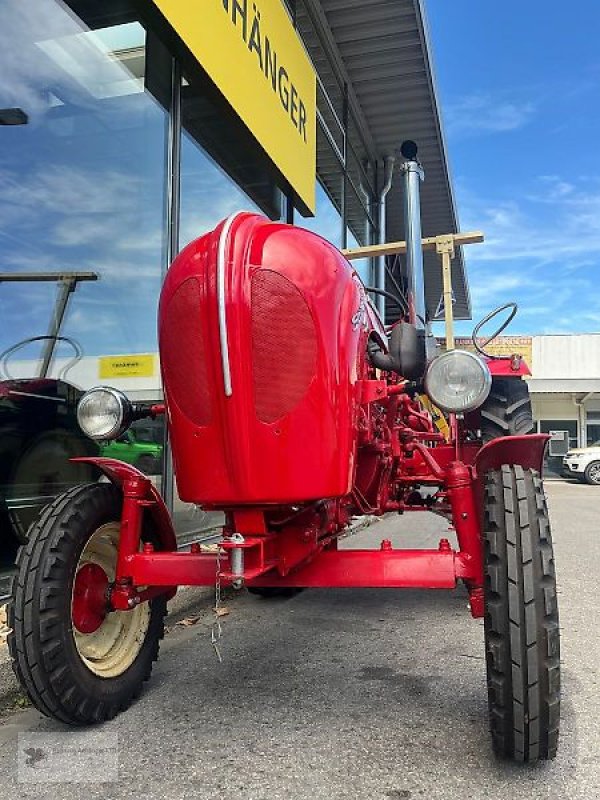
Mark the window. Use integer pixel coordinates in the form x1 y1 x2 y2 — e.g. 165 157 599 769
296 122 343 246
0 2 170 373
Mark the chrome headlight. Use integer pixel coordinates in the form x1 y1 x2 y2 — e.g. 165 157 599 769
77 387 132 440
424 350 492 413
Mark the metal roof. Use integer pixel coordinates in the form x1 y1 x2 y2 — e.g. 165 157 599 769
299 0 470 320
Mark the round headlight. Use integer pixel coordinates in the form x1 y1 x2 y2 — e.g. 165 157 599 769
424 349 492 413
77 387 131 440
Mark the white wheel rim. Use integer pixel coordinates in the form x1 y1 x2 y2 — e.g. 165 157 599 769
589 463 600 483
72 523 151 678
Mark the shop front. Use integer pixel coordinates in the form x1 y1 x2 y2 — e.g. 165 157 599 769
0 0 463 560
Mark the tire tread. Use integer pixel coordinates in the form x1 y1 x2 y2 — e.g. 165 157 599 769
483 466 560 762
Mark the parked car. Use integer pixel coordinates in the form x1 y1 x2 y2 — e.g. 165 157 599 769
100 420 163 475
0 376 99 563
562 442 600 484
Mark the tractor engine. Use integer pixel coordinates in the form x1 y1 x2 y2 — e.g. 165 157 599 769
159 211 390 509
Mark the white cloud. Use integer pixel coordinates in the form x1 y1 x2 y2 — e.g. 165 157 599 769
453 175 600 334
445 92 535 137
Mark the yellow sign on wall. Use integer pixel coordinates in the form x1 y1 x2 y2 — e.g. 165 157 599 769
99 354 156 379
453 336 533 366
152 0 316 213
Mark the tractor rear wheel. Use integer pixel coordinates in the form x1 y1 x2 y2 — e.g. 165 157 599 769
8 483 166 725
483 465 560 762
481 378 534 442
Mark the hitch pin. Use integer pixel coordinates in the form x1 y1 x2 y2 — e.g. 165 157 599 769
229 533 245 589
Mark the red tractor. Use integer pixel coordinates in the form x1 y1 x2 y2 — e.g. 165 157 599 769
8 181 559 763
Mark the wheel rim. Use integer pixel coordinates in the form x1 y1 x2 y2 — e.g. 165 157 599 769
71 523 151 678
589 463 600 483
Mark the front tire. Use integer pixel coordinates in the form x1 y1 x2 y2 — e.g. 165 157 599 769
483 465 560 762
8 483 166 725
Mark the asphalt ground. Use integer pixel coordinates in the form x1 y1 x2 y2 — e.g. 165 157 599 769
0 479 596 799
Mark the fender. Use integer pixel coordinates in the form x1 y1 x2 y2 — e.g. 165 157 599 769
71 457 177 552
486 358 531 377
474 434 550 478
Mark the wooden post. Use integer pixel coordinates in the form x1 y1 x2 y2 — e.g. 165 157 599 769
435 237 456 350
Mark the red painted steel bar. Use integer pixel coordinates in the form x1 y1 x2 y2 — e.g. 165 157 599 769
123 546 473 589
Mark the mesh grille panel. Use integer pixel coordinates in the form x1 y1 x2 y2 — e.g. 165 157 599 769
251 270 317 423
161 277 211 426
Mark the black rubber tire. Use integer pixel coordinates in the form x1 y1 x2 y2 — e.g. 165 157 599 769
483 465 560 762
247 587 304 599
584 461 600 486
481 378 534 443
8 482 166 725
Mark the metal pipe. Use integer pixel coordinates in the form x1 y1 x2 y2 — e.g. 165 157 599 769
161 55 182 517
376 156 395 319
400 143 426 329
40 279 74 377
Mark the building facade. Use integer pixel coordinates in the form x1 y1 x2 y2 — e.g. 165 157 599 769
0 0 462 536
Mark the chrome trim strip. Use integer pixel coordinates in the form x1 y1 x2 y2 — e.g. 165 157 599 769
217 213 242 397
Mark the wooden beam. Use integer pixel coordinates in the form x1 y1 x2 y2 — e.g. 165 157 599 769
341 231 484 261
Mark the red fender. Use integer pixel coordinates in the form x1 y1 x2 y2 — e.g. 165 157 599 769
474 434 550 478
486 359 531 377
71 457 177 552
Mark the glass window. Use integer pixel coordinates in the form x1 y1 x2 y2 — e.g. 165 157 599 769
0 1 170 556
345 180 375 285
539 420 578 476
179 133 262 250
0 1 170 374
179 68 280 247
297 180 342 248
587 424 600 447
346 228 371 286
296 123 343 246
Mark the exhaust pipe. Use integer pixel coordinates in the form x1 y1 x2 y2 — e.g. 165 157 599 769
400 141 425 330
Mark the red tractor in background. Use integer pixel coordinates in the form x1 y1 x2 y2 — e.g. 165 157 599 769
8 148 559 764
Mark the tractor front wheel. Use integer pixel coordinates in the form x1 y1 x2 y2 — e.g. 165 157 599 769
483 465 560 762
8 483 166 725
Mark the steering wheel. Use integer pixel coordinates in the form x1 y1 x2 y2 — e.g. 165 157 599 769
0 335 83 380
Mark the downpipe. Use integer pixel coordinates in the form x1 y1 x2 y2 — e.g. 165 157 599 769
376 156 395 320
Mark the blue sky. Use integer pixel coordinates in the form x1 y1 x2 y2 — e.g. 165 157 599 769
427 0 600 335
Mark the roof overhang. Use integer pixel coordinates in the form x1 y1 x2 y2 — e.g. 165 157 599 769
525 380 600 394
300 0 470 319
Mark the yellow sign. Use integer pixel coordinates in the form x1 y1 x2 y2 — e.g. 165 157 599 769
452 336 533 366
99 354 156 379
152 0 316 213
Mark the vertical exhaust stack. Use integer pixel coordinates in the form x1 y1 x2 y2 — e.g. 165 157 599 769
376 156 395 320
400 141 426 330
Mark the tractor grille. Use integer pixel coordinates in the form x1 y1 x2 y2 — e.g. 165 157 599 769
161 277 212 426
251 270 317 423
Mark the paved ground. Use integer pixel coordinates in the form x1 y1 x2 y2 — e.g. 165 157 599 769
0 479 596 799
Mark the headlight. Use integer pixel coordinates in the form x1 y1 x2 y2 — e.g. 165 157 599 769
77 387 132 440
424 349 492 413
